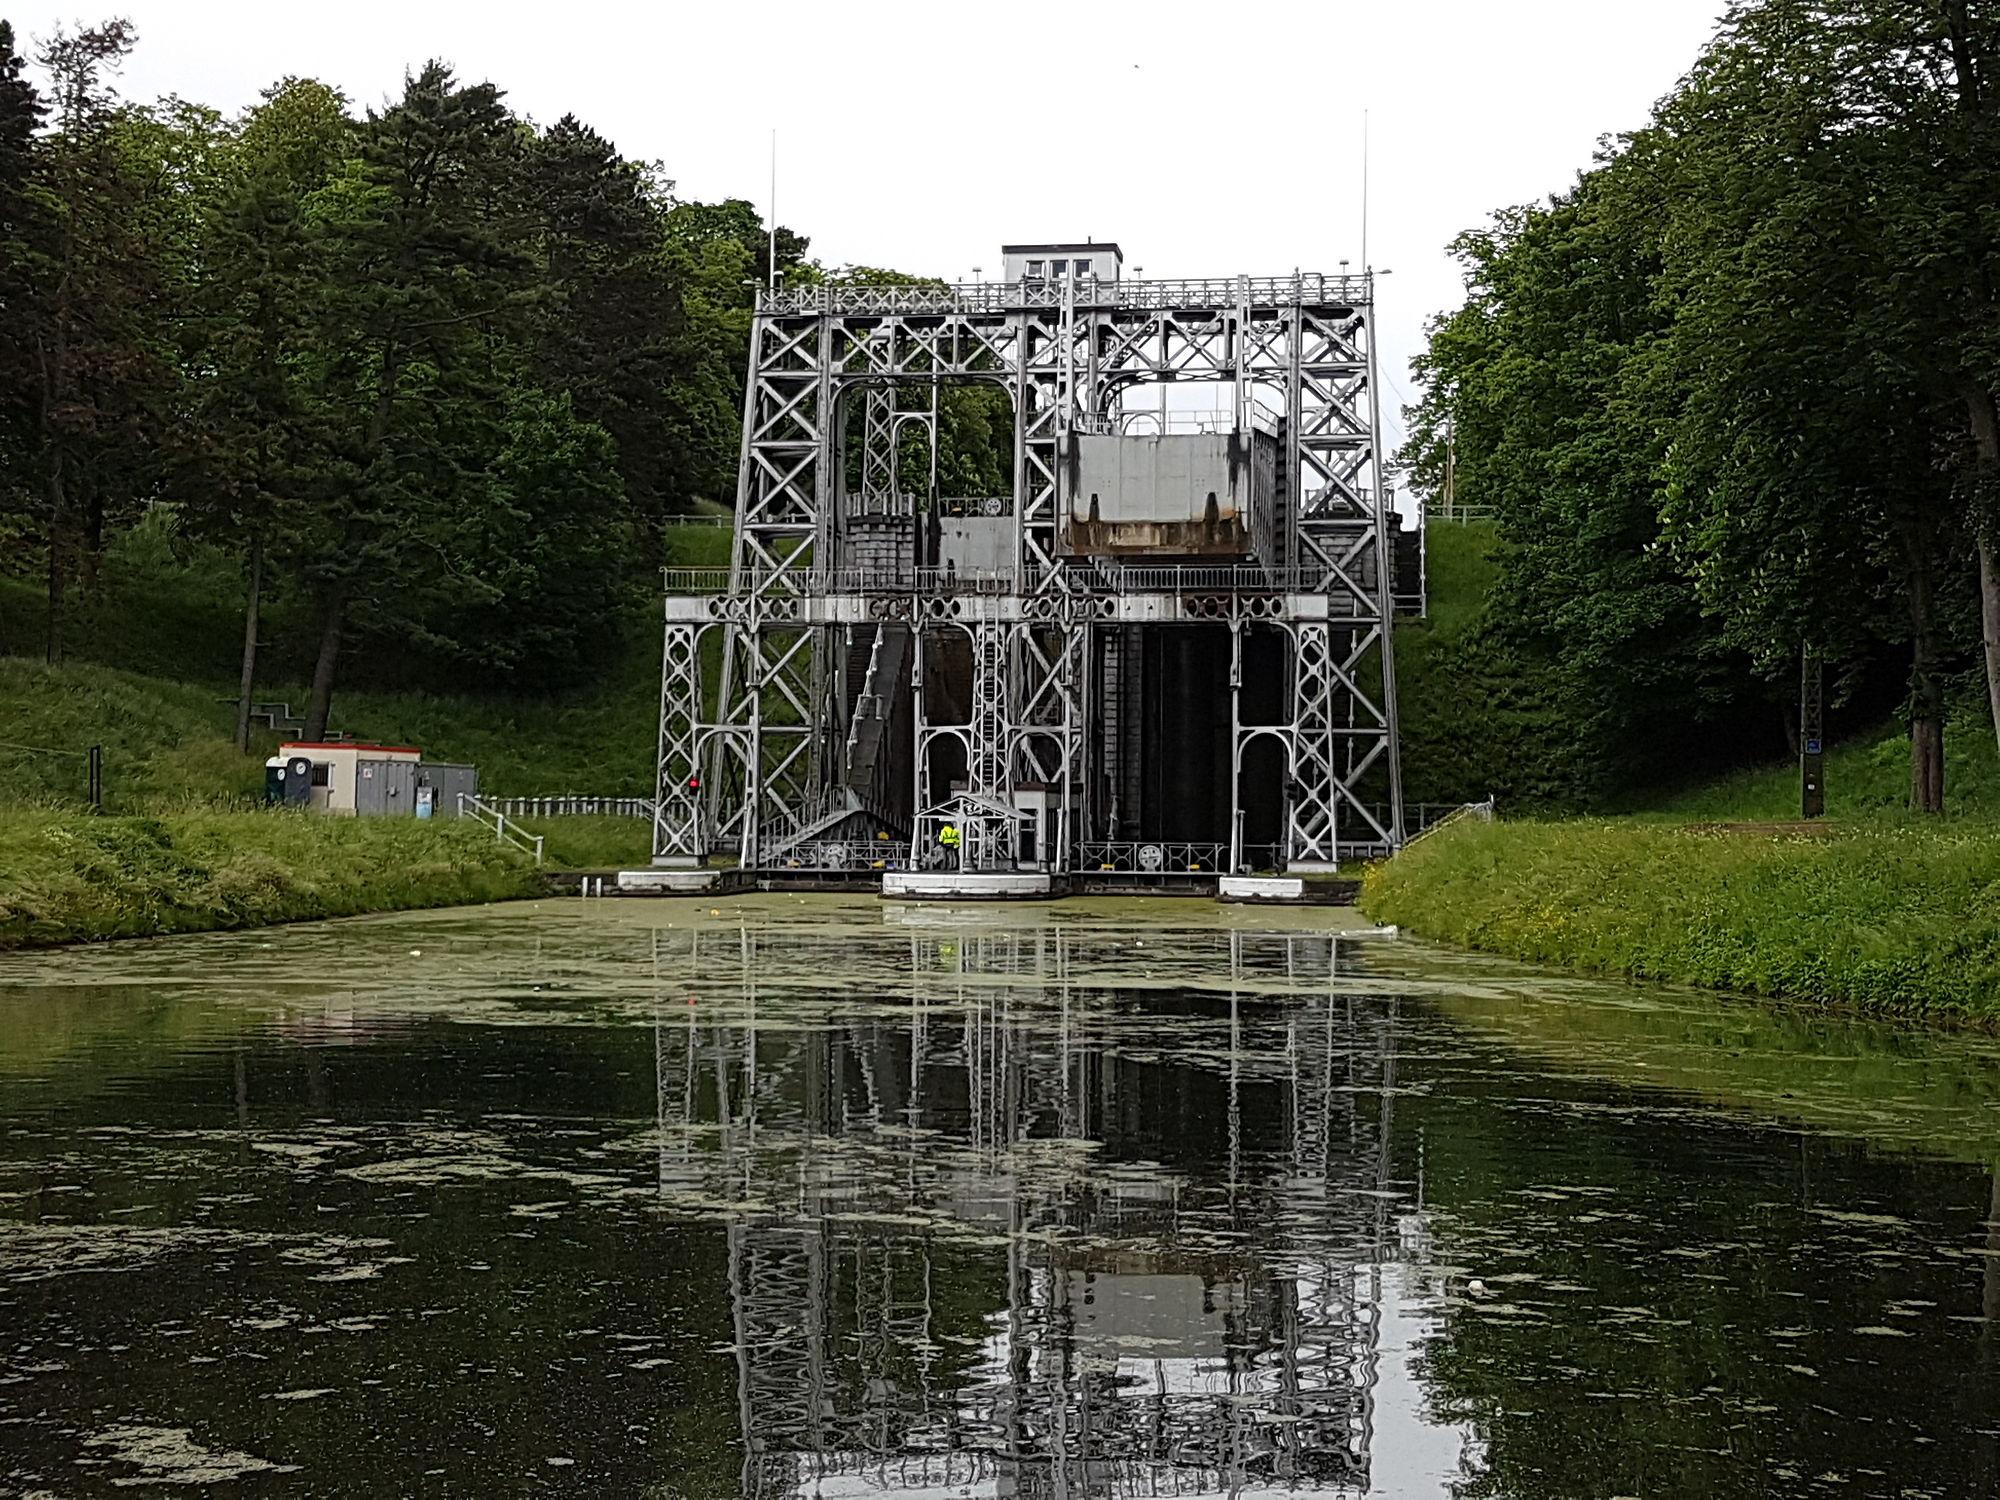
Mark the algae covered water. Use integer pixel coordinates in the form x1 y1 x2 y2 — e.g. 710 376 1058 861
1 897 1997 1496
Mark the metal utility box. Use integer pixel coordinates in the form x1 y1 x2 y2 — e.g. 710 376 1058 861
420 762 479 817
1060 430 1278 561
353 756 417 816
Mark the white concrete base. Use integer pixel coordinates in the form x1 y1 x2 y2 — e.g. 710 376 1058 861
883 871 1052 900
1218 875 1306 903
617 869 721 894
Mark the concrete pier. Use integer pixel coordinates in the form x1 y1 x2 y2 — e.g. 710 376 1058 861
883 871 1055 900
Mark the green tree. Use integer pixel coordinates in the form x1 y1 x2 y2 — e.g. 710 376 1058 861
22 19 173 663
1653 9 1972 809
174 77 351 749
1406 0 2000 812
425 385 630 684
1405 148 1764 805
293 61 533 738
0 19 46 643
521 116 684 539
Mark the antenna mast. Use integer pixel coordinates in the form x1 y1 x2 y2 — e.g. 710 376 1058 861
1362 109 1370 272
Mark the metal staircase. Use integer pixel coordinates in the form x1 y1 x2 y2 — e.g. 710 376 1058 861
842 624 910 800
222 699 352 742
757 625 914 869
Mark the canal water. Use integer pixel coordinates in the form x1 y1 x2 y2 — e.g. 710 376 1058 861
1 898 1997 1497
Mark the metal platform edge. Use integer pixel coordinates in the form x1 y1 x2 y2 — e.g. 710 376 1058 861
543 870 1358 906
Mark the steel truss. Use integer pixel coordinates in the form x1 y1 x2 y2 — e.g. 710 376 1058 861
657 272 1403 870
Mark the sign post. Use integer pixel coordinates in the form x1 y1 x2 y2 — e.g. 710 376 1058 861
1800 646 1825 820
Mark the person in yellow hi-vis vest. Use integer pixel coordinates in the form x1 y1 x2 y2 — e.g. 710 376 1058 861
938 822 961 870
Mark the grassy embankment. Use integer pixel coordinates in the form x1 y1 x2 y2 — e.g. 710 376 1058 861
0 809 540 949
0 521 733 947
1364 814 2000 1022
1373 521 2000 1023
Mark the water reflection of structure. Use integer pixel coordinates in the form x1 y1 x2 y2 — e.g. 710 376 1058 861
650 922 1413 1497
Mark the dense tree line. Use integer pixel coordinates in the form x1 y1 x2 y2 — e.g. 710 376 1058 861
0 19 809 738
1407 0 2000 811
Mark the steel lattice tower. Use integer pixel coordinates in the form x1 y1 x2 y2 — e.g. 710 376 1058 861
654 258 1404 878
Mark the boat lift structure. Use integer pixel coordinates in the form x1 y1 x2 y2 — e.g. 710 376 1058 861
654 249 1404 890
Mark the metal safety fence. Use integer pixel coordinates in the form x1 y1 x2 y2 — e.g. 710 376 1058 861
456 793 545 864
484 796 654 819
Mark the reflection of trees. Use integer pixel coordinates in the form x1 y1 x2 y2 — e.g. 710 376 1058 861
650 922 1414 1497
1402 1027 2000 1500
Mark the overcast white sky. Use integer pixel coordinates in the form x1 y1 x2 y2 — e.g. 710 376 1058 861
12 0 1728 442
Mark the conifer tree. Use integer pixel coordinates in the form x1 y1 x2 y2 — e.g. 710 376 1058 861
0 20 47 652
176 78 350 748
523 116 682 538
297 62 533 737
25 19 162 662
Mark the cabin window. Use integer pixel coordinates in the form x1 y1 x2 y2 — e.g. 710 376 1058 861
1050 258 1068 275
310 763 331 787
1025 259 1044 278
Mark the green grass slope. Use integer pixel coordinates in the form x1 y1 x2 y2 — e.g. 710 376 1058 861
1395 521 1587 807
0 519 742 943
1633 709 2000 822
0 657 274 807
0 808 537 950
1 520 737 811
1363 816 2000 1023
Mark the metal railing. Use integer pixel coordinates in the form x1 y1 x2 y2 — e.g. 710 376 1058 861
484 796 654 819
663 561 1372 599
1402 797 1496 849
1403 802 1476 838
1075 401 1287 438
760 272 1373 318
1077 841 1229 875
662 565 1017 596
1090 563 1342 594
457 792 545 864
758 838 912 872
938 494 1012 517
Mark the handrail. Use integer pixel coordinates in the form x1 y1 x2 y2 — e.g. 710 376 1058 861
458 792 545 864
1077 840 1228 874
1402 797 1496 849
759 272 1374 318
662 561 1375 598
482 796 654 819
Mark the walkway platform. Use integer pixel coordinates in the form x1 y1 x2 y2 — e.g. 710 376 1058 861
1219 875 1305 902
882 871 1053 900
545 868 1357 905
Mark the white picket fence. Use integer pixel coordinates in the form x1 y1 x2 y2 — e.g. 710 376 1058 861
483 796 655 819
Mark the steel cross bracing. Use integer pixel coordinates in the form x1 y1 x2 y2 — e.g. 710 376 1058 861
656 271 1404 871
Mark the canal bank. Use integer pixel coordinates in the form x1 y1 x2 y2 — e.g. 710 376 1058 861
0 809 538 950
1360 815 2000 1025
2 802 1367 954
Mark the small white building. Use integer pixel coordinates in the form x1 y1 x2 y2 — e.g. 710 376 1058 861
1000 241 1123 284
278 741 421 816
